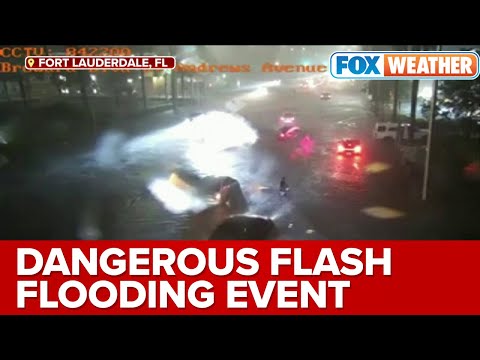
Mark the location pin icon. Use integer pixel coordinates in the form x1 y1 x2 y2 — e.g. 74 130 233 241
27 58 34 68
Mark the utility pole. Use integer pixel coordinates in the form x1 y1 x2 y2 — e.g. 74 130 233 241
79 70 96 136
140 69 147 110
74 46 96 137
392 80 399 122
18 72 28 108
421 45 442 200
168 46 178 112
138 49 147 110
409 45 421 141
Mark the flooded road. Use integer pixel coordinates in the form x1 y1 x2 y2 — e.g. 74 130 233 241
2 88 474 240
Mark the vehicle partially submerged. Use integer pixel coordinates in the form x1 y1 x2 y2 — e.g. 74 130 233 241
278 125 301 141
169 169 248 214
279 111 296 125
209 214 277 240
320 92 331 100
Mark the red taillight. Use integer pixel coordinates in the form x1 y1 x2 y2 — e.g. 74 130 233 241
337 144 345 152
354 145 362 153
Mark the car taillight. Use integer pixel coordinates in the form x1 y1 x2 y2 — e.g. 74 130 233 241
354 145 362 153
337 144 345 152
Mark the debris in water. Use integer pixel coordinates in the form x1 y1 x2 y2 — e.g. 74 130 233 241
361 206 405 219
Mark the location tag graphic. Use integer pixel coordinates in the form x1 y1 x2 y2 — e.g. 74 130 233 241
27 58 34 68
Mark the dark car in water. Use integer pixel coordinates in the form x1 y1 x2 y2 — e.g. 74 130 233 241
278 125 301 141
209 215 277 240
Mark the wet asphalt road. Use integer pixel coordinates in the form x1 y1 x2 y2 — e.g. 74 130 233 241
1 87 479 240
236 88 416 239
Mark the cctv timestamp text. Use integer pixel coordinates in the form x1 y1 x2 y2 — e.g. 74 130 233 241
65 47 133 56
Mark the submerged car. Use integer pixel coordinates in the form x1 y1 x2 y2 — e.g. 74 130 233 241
210 176 248 213
320 92 331 100
279 111 296 125
209 215 277 240
337 139 362 155
166 170 248 214
278 125 301 141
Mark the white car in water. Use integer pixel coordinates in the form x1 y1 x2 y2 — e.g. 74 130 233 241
373 122 428 142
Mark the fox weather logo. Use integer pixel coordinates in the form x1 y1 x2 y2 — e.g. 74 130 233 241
330 51 479 80
330 52 384 79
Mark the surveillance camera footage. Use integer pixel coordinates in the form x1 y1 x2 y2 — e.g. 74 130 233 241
1 45 480 240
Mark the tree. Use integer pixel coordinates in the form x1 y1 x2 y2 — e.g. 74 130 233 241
436 79 479 138
133 46 157 111
0 55 30 107
390 45 409 123
0 73 18 103
41 46 71 96
365 45 397 119
421 49 480 138
398 80 411 101
438 73 480 119
98 71 132 101
2 80 9 101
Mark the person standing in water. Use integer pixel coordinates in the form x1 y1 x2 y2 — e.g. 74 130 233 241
279 176 289 196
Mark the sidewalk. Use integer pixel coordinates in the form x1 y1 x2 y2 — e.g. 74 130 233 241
366 151 480 239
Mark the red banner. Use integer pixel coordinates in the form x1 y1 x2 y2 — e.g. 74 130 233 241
0 240 479 315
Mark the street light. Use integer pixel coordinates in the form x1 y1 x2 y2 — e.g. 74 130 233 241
421 45 442 201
